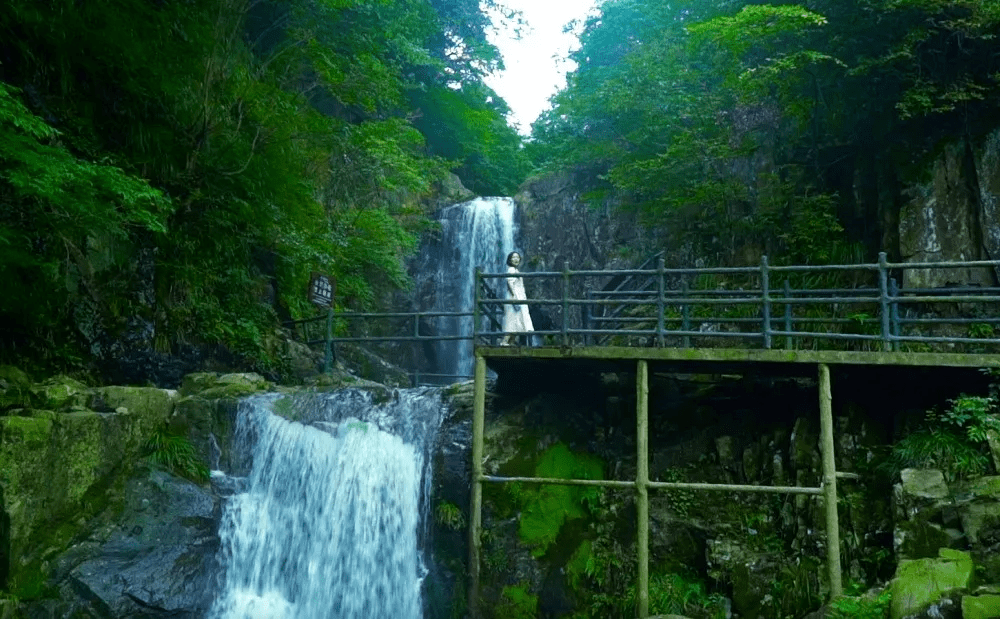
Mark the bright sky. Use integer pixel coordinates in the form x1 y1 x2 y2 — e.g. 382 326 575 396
483 0 600 136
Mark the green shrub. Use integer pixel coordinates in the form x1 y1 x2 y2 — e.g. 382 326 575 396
495 583 538 619
885 394 997 481
144 427 209 483
828 584 890 619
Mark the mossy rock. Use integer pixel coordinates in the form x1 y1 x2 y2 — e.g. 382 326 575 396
890 548 973 619
179 372 271 399
0 408 146 598
91 386 176 433
962 594 1000 619
0 365 33 412
968 476 1000 499
28 375 90 411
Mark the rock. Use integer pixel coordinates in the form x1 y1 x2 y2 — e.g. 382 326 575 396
900 468 950 500
0 365 33 411
987 429 1000 473
969 476 1000 499
179 372 271 399
0 408 158 597
715 435 737 469
889 548 973 619
899 139 994 288
42 469 220 618
962 594 1000 619
790 417 819 472
91 386 177 433
29 375 91 410
959 501 1000 545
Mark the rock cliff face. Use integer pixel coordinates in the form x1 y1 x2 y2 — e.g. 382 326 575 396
899 129 1000 288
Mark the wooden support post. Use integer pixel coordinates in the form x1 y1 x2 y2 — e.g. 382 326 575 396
469 354 486 618
818 363 843 598
636 360 650 618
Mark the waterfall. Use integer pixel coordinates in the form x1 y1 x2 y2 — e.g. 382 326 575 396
208 388 444 619
426 197 517 382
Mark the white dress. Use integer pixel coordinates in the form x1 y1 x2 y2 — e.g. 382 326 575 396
503 266 534 337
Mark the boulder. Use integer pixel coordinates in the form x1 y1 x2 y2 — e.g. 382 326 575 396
900 468 950 500
889 548 973 619
63 469 219 618
0 407 161 598
959 501 1000 545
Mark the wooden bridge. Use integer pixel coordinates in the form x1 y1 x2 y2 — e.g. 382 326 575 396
465 253 1000 618
288 253 1000 617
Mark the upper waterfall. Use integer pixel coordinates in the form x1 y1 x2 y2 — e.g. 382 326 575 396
417 197 517 382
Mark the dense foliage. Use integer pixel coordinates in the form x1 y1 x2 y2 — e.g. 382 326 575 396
0 0 529 375
529 0 1000 266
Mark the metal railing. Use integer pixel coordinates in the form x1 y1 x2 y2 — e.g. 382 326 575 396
474 253 1000 353
284 310 475 385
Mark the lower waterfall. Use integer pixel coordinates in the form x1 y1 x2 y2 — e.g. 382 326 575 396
208 388 444 619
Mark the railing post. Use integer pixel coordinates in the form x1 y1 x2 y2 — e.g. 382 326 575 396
583 290 592 347
636 359 650 618
877 252 891 352
413 314 421 386
761 255 771 349
562 264 571 347
784 279 793 350
889 277 900 352
474 267 483 346
818 363 843 598
656 258 666 347
469 354 487 618
681 280 691 348
323 306 334 373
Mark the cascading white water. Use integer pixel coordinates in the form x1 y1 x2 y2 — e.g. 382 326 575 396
431 197 517 381
208 388 444 619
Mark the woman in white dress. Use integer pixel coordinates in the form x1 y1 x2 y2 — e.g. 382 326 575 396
501 251 534 346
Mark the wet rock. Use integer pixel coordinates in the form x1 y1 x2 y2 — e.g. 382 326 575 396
44 469 220 618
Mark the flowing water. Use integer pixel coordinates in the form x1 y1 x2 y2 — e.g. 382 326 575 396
423 197 517 381
208 388 444 619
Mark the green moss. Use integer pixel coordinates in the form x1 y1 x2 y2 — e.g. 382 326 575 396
495 583 538 619
566 540 592 592
516 443 603 557
7 563 48 599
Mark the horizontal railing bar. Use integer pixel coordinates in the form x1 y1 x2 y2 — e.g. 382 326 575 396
336 311 475 318
481 475 634 488
892 295 1000 303
480 475 823 495
900 317 1000 325
893 335 1000 344
647 481 824 495
331 335 473 342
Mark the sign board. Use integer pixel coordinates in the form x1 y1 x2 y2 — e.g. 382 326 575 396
309 272 335 309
